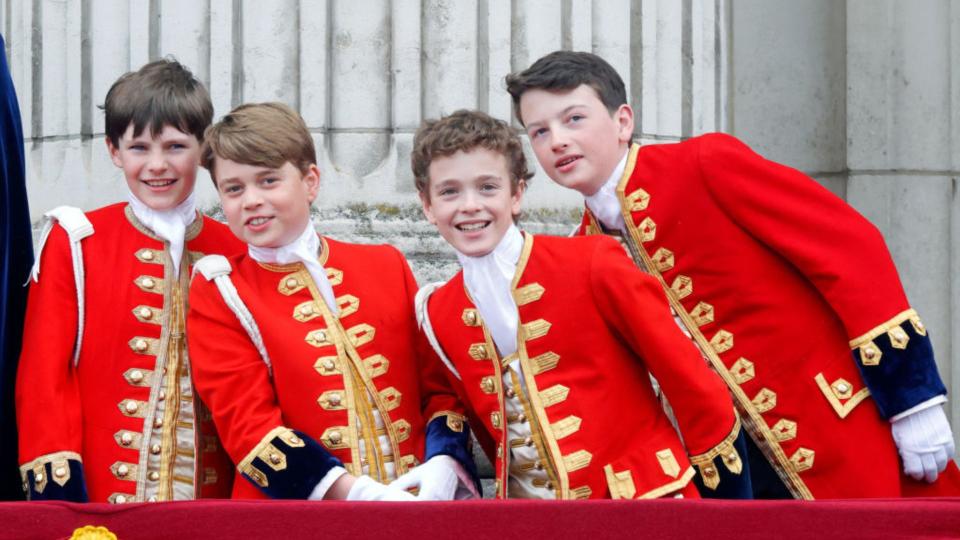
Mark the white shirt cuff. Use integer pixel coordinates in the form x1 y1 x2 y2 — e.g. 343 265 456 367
890 395 947 422
308 466 349 500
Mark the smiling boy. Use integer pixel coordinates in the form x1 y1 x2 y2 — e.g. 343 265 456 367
16 59 242 503
186 102 477 501
414 110 751 500
506 50 960 498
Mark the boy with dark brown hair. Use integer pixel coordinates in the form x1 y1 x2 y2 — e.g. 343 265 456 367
505 50 960 498
16 59 242 503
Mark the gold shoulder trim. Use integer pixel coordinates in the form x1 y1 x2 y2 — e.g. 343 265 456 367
849 308 921 348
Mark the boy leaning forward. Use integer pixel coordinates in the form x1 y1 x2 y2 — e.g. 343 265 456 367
507 50 960 498
414 110 752 500
186 103 478 500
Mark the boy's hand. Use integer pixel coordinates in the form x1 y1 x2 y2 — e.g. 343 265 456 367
891 405 956 482
391 455 478 500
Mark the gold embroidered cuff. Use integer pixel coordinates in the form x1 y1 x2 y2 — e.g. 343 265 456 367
849 309 924 348
237 427 305 488
688 414 744 490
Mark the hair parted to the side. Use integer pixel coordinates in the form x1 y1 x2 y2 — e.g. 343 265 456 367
505 50 628 125
201 102 317 183
412 109 533 198
102 58 213 147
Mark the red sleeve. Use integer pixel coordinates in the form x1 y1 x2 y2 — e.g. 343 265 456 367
696 133 909 338
16 226 84 464
394 248 464 423
588 236 737 455
186 274 285 466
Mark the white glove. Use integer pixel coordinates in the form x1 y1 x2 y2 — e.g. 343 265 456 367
346 475 418 501
390 455 479 500
891 405 956 483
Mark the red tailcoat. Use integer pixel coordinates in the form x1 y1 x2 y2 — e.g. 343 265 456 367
577 135 959 498
187 237 466 499
17 203 243 502
427 233 740 499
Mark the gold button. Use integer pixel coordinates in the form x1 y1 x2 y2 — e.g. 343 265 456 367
115 495 127 504
154 417 163 428
317 330 327 342
134 339 148 352
139 307 153 319
894 329 906 340
300 305 313 316
703 466 716 477
158 390 166 401
524 437 533 447
864 347 876 359
480 377 494 393
148 496 158 502
516 413 526 423
916 321 925 331
285 278 298 288
120 433 134 446
289 435 301 445
534 460 543 470
142 250 154 261
149 471 160 481
35 472 44 483
117 464 129 477
465 311 477 324
124 401 138 414
269 453 282 465
322 359 335 370
329 431 342 445
142 277 156 289
727 452 738 462
328 393 342 406
54 467 66 478
545 481 554 490
505 388 516 398
836 383 850 394
151 444 161 455
130 370 144 383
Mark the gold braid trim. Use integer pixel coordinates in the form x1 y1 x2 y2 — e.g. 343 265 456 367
237 426 303 487
427 411 467 432
849 308 921 348
637 467 696 499
19 451 83 479
687 414 742 467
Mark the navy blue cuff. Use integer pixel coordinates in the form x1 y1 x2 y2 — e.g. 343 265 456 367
852 314 947 419
424 415 479 490
24 458 88 502
239 428 343 499
692 429 754 499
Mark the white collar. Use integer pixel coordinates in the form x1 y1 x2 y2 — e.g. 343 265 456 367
456 225 523 357
126 189 197 277
247 219 339 315
584 149 629 232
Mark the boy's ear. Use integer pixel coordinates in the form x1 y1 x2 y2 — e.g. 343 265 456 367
303 164 321 203
419 192 438 225
511 180 526 217
614 104 635 144
105 138 123 168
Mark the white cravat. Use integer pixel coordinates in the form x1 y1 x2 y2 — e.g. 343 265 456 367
456 224 524 358
126 188 197 277
247 219 338 315
584 150 630 232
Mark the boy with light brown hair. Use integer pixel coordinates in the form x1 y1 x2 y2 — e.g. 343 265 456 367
187 102 478 500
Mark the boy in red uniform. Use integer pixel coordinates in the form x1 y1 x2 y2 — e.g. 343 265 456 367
413 110 751 500
16 60 242 502
506 50 959 498
187 102 477 500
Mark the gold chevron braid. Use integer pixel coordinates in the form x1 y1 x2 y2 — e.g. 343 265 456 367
609 144 813 500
